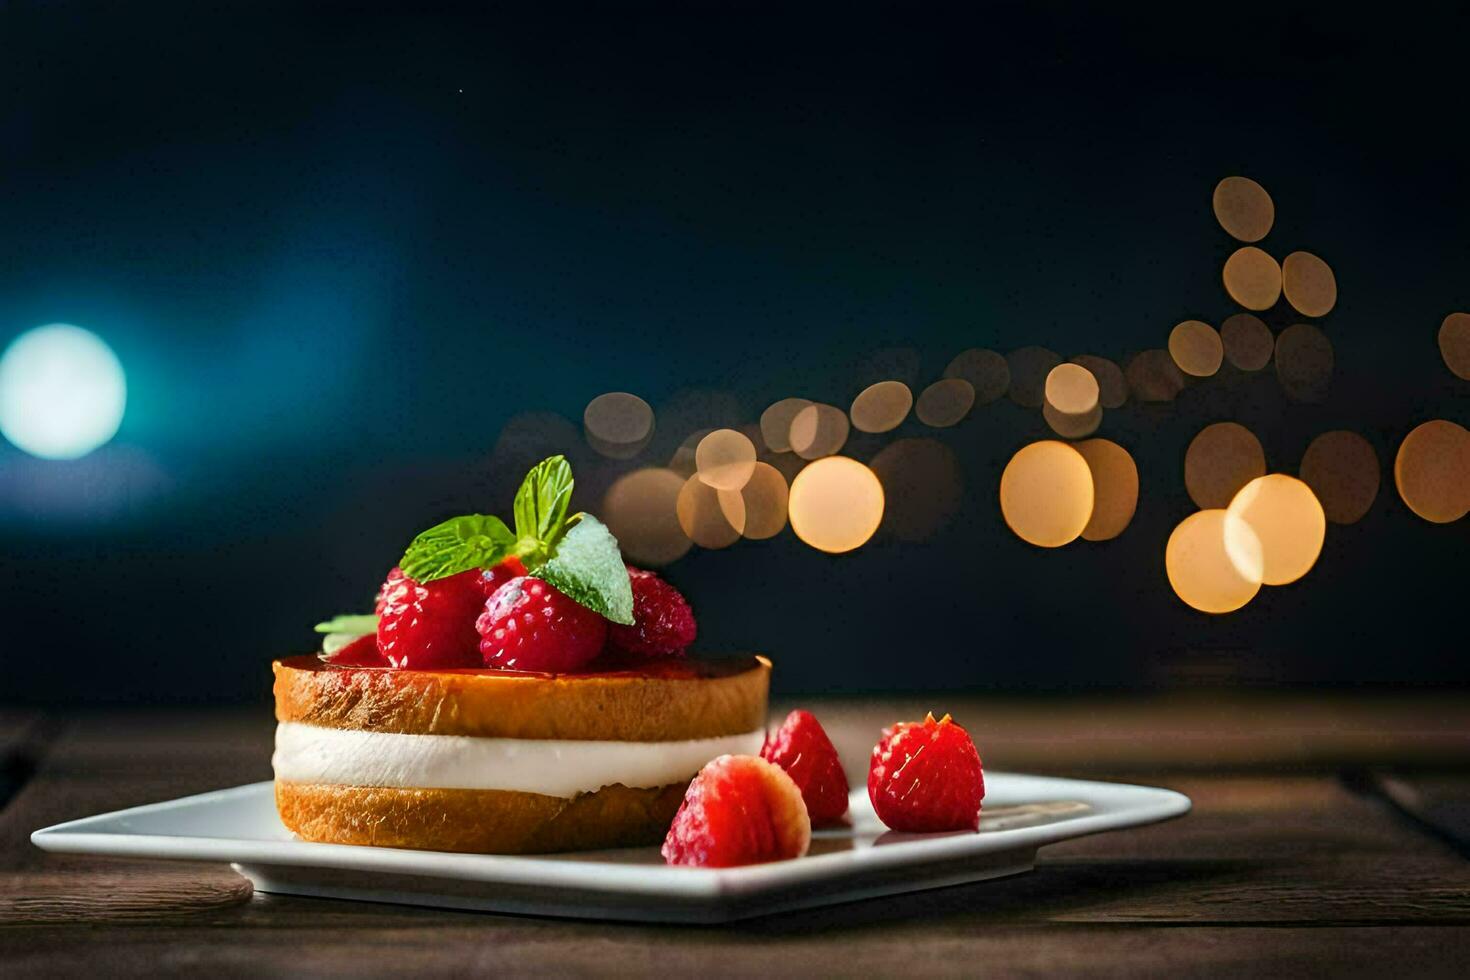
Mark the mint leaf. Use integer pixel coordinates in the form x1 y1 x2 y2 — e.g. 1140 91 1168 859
513 455 574 548
399 514 515 583
314 614 378 635
538 514 634 624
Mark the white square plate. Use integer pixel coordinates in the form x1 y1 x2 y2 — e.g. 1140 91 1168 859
32 773 1189 923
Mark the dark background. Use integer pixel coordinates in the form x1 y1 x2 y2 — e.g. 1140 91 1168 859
2 2 1467 705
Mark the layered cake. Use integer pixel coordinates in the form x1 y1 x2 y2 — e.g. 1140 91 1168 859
274 454 771 854
273 655 769 853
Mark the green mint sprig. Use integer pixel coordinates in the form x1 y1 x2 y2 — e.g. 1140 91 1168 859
313 614 379 635
391 455 634 625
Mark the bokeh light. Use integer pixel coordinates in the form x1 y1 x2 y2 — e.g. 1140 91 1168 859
677 473 744 548
1438 313 1470 380
695 428 757 491
1168 320 1224 377
0 324 126 460
1223 246 1282 311
737 461 789 540
944 348 1010 404
1299 430 1379 525
870 438 963 542
1394 420 1470 523
1275 322 1333 402
1212 176 1274 243
1226 474 1326 586
1126 349 1186 402
1074 438 1138 541
602 468 692 566
849 380 913 433
1070 355 1127 408
1044 363 1100 415
914 378 975 427
1043 400 1102 439
1282 251 1337 318
583 392 653 443
789 402 850 460
1185 422 1267 510
1006 346 1062 408
788 456 884 553
760 398 812 453
1166 509 1263 613
1220 313 1274 371
999 441 1094 547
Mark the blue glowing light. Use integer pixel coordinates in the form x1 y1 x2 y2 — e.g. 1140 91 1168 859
0 324 127 460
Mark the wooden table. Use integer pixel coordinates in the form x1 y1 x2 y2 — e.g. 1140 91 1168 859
2 695 1468 976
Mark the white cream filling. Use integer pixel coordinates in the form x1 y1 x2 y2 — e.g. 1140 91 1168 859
272 721 765 798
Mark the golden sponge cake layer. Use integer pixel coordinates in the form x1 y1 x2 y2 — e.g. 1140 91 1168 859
273 654 770 741
276 780 686 854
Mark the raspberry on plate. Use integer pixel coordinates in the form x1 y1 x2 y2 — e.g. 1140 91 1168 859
607 566 697 658
661 754 811 867
868 713 985 833
477 576 608 673
374 566 407 616
375 567 486 670
761 709 850 826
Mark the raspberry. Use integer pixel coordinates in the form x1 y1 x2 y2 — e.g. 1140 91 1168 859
481 555 527 595
374 566 406 615
761 710 850 826
607 566 697 658
375 567 486 669
867 713 985 833
477 576 607 672
319 633 388 667
661 755 811 867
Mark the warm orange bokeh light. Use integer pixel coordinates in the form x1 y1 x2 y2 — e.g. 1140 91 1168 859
1220 313 1274 371
737 461 790 540
1282 251 1337 318
1299 430 1380 525
602 468 692 566
1043 401 1102 439
1439 313 1470 380
760 398 813 453
1044 362 1100 415
870 438 963 542
999 440 1094 548
1070 355 1127 408
1006 346 1062 408
1126 349 1186 402
677 473 743 548
1223 246 1282 311
695 428 757 491
789 403 850 460
1166 509 1263 613
1226 474 1326 586
1074 438 1138 542
849 380 913 433
1168 320 1224 377
1395 420 1470 524
1185 422 1266 510
1212 176 1274 243
944 348 1010 404
788 456 884 554
914 378 976 427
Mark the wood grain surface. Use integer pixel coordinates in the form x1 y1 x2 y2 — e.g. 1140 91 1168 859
2 697 1468 977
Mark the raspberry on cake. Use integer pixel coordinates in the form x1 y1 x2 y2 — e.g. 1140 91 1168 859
868 713 985 833
608 566 697 658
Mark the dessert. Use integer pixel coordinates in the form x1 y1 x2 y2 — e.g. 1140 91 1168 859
868 713 985 832
661 754 812 867
761 709 850 826
273 455 771 854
